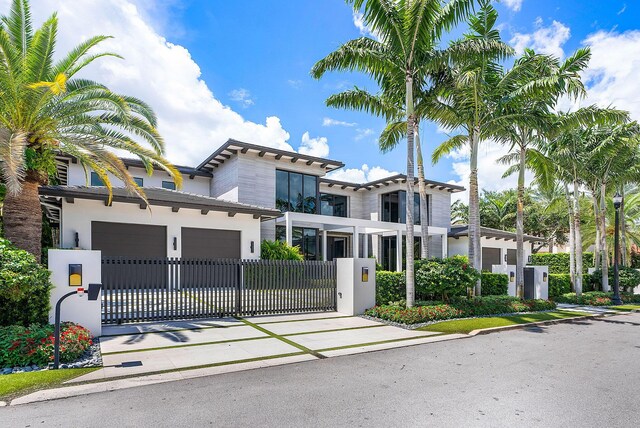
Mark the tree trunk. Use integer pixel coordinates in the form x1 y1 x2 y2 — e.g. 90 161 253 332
592 194 601 270
3 174 43 262
599 183 609 292
573 180 583 296
405 75 416 308
565 184 576 291
415 125 429 260
468 129 482 296
515 145 525 298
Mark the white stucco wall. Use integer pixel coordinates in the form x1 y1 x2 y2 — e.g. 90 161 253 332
60 199 262 259
448 236 533 267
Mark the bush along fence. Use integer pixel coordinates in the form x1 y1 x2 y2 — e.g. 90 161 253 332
529 252 594 274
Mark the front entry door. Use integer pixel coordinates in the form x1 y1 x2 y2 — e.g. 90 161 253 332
327 237 347 261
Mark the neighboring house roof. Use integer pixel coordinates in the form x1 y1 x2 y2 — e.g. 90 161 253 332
320 174 465 193
448 224 544 242
39 186 282 221
196 138 345 172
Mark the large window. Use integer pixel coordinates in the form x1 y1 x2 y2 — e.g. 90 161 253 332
381 191 425 225
320 193 348 217
276 226 319 260
275 169 318 214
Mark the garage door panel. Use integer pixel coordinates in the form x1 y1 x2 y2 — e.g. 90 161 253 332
92 222 167 258
181 228 241 259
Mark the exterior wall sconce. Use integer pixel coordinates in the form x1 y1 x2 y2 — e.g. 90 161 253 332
74 232 79 248
509 271 515 282
504 254 507 262
69 264 82 287
173 237 177 251
528 255 532 263
362 267 369 282
543 272 548 282
250 241 255 253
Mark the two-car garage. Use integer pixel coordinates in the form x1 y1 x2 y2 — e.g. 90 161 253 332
91 221 242 259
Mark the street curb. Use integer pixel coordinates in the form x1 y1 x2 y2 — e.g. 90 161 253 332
467 313 610 336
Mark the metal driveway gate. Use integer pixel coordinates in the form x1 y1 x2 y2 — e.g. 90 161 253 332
101 258 337 324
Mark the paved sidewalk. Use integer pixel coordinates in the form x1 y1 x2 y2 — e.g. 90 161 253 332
557 303 623 315
70 312 446 383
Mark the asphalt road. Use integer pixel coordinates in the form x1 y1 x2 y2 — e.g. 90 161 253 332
2 313 639 428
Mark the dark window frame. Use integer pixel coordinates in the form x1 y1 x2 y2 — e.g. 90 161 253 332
275 169 319 214
381 190 427 225
133 177 144 187
90 172 104 187
320 193 348 217
275 225 320 260
162 180 176 190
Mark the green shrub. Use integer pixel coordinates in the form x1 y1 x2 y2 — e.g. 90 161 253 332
0 323 92 367
376 271 405 305
480 273 508 296
548 274 572 298
260 240 303 261
415 256 481 301
590 267 640 293
529 252 594 274
365 296 556 325
554 291 612 306
0 238 52 326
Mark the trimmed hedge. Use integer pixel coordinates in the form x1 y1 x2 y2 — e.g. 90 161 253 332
590 267 640 293
365 296 557 325
529 252 594 274
480 272 508 296
376 271 405 305
549 274 572 298
0 238 52 326
554 291 640 306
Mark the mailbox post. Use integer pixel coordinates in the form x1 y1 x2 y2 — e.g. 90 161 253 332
52 283 101 369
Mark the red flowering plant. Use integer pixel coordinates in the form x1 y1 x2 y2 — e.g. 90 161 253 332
0 323 92 367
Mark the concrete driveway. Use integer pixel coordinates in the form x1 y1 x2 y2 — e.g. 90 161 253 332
71 312 462 383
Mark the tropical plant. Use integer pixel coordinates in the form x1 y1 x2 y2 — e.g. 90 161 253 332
311 0 474 307
430 0 514 295
0 0 181 260
260 239 304 261
415 255 481 301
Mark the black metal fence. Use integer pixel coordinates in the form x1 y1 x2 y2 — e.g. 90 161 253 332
101 258 337 324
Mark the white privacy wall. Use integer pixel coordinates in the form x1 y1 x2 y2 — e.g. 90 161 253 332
60 199 262 259
448 236 533 266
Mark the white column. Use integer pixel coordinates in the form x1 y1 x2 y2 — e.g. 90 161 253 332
363 231 369 258
285 212 293 245
322 230 328 261
353 226 360 258
441 230 448 258
396 229 403 272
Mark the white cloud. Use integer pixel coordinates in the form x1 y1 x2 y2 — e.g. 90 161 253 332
444 142 533 204
510 19 571 58
354 128 375 141
503 0 523 12
228 88 254 107
328 164 398 184
8 0 293 166
322 117 357 127
618 4 626 15
287 79 302 89
352 11 381 41
298 132 330 158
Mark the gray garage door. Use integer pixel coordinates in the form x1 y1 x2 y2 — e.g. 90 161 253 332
482 247 501 271
181 227 241 259
92 221 167 258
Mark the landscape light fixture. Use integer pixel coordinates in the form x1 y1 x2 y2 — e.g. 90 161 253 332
612 192 623 305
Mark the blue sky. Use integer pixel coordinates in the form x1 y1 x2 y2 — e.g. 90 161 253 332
15 0 640 198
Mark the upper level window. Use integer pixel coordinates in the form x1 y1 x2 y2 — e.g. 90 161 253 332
381 191 424 225
90 172 104 187
162 181 176 190
133 177 144 187
276 169 318 214
320 193 348 217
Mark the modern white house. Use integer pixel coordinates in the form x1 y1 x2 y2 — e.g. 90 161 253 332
39 138 542 271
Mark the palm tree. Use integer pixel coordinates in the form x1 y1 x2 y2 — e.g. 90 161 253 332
311 0 474 307
494 49 591 297
430 0 513 295
0 0 180 260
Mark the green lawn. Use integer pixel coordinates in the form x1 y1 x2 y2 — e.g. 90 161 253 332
417 311 592 334
0 368 97 401
611 304 640 311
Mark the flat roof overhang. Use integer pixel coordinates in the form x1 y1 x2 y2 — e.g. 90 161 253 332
39 186 283 221
320 174 465 193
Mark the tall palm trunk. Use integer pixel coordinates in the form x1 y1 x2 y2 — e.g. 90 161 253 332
599 183 609 291
405 74 416 308
469 128 482 296
592 194 601 270
415 125 429 260
515 144 525 298
3 174 43 262
573 179 583 296
565 184 576 290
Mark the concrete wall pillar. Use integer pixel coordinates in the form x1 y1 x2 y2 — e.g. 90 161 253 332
322 230 328 262
353 226 360 259
363 232 369 259
336 258 376 315
396 229 403 272
285 212 293 246
48 249 102 336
